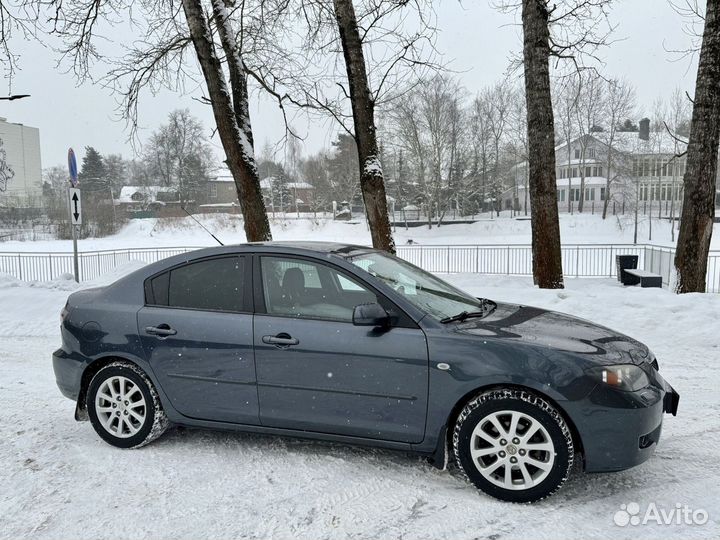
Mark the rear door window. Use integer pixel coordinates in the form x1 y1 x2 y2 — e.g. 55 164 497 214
148 256 246 312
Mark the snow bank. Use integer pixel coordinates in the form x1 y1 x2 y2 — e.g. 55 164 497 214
2 212 712 253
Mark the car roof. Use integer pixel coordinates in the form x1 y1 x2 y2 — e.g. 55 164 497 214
103 241 378 300
226 240 376 257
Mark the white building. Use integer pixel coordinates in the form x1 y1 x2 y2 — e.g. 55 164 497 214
506 120 697 216
0 117 42 208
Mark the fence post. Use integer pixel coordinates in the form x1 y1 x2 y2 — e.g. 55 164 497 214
447 245 451 273
17 253 22 280
609 246 613 277
475 246 479 273
49 253 53 281
506 245 511 274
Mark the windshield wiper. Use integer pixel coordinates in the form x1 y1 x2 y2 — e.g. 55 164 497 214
440 299 497 324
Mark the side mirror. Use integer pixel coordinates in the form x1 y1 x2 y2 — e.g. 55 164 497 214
352 302 390 327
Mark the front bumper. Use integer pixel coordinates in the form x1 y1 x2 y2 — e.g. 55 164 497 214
564 373 679 473
52 348 84 401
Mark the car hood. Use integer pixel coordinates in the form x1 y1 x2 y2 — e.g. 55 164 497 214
455 302 651 365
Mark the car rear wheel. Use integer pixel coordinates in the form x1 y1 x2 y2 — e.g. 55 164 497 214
87 361 169 448
453 388 574 503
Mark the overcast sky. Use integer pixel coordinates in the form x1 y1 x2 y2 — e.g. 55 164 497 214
2 0 700 172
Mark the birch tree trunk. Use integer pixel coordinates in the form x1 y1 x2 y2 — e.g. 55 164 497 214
182 0 271 242
675 0 720 293
602 145 613 219
522 0 564 288
332 0 396 254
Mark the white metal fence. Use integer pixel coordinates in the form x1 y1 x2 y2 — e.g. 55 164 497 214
1 244 719 293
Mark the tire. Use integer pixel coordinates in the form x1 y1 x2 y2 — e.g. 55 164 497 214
86 361 169 449
453 388 574 503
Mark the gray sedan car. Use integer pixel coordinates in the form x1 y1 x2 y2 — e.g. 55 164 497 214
53 242 679 502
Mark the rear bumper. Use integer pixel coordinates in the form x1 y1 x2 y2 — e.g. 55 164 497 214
565 375 679 473
52 348 84 401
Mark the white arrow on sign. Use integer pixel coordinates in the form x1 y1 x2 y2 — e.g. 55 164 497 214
68 187 82 225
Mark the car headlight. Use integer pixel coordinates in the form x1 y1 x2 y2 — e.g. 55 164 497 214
589 364 650 392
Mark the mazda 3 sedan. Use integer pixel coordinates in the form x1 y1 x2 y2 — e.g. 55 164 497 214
53 242 679 502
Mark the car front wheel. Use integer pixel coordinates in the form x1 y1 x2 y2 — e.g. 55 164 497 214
453 388 574 503
86 361 169 448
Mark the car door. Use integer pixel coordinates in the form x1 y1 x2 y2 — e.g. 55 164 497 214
253 254 429 443
137 255 259 425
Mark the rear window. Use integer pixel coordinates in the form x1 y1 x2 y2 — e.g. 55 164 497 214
147 256 246 312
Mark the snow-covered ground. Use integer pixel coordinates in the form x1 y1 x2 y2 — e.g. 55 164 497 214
3 212 716 253
0 266 718 540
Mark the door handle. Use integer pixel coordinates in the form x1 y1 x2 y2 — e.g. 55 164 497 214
262 333 299 347
145 324 177 337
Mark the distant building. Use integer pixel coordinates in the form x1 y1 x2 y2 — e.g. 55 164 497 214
506 120 698 216
0 117 42 208
203 170 316 214
201 173 241 213
260 176 315 213
115 186 185 217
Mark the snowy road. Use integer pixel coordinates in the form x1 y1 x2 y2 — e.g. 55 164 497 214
1 273 718 539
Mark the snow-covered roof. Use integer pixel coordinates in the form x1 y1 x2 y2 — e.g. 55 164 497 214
116 186 177 204
259 177 314 190
514 131 688 171
287 182 314 190
604 131 687 155
562 132 687 157
210 175 235 183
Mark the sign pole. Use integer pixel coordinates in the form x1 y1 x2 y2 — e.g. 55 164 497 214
72 210 79 283
67 148 80 283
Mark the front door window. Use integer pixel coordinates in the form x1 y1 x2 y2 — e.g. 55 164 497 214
260 256 377 322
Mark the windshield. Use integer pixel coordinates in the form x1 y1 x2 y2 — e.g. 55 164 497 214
347 251 488 321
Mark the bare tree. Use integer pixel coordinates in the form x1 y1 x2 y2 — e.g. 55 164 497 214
521 0 564 288
469 93 493 214
574 71 604 213
239 0 439 252
485 81 513 216
387 75 467 227
0 1 38 85
675 0 720 293
182 0 271 240
665 87 692 240
553 76 580 213
330 0 395 252
145 109 213 206
44 0 272 242
499 0 614 288
596 78 636 219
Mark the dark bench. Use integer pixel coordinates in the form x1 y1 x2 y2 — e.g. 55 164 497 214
623 269 662 288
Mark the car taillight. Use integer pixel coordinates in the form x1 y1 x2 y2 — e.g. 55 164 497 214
60 303 69 323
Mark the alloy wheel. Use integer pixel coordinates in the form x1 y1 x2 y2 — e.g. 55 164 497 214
94 375 147 438
470 409 555 490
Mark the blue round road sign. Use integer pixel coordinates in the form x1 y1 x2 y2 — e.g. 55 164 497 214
68 148 79 187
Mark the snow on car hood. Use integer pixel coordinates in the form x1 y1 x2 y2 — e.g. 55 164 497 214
455 301 650 364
